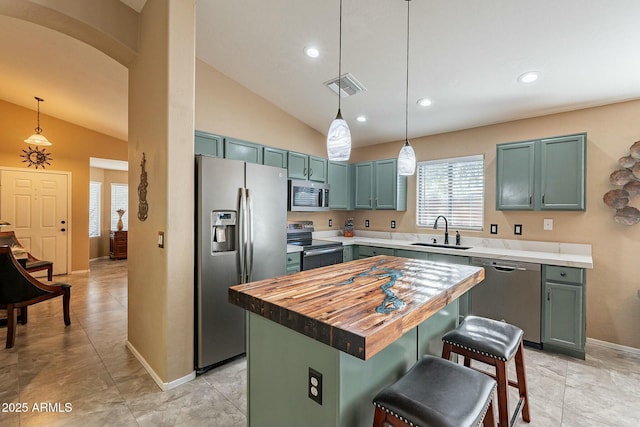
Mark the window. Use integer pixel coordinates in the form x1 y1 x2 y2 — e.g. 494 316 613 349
110 183 128 231
417 155 484 231
89 181 101 237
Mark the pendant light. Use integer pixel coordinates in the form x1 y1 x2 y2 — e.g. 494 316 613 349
24 97 52 146
326 0 351 161
397 0 416 176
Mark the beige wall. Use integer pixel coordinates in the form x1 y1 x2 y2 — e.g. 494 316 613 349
350 99 640 349
0 99 128 271
89 167 129 259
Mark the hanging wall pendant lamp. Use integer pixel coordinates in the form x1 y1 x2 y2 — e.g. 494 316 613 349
327 0 352 161
24 97 52 146
397 0 416 176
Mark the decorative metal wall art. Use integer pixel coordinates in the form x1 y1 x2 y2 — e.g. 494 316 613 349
137 152 149 221
20 146 53 169
603 140 640 225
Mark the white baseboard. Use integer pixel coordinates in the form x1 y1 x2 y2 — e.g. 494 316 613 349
126 341 196 391
586 337 640 356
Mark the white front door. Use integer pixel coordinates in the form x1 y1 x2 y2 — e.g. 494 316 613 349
0 169 70 276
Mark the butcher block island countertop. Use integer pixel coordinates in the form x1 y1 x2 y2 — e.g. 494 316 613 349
229 255 485 360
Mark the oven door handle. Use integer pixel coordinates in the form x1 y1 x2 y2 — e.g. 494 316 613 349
303 247 343 257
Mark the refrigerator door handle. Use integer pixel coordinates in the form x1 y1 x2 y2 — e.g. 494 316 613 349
239 188 247 283
246 188 255 282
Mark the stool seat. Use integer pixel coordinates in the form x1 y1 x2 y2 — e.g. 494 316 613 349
442 315 523 361
373 356 496 427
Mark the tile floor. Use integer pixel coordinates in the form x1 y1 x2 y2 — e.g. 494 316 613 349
0 258 639 426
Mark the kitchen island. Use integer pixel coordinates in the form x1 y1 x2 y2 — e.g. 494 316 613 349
229 255 484 427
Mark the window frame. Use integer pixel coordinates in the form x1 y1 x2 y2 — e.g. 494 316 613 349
89 181 101 237
110 183 129 231
416 154 485 231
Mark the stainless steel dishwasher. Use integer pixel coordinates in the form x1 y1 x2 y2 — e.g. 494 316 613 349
469 257 542 346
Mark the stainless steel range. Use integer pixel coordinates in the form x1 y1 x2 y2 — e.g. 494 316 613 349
287 221 343 270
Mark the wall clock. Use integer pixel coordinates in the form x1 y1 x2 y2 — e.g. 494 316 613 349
21 146 53 169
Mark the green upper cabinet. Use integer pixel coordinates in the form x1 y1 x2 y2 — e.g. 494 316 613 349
540 135 586 210
496 133 586 211
327 161 353 210
354 159 407 210
287 152 327 182
263 147 288 168
224 138 263 164
496 141 535 210
194 130 223 157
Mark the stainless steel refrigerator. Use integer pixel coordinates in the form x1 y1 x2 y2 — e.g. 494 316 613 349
195 154 287 372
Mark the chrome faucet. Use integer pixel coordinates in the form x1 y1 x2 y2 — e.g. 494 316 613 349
433 215 449 245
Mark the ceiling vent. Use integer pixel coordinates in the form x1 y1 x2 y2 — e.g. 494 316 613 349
324 73 367 98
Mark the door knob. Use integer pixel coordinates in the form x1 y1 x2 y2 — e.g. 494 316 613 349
61 228 66 232
61 220 66 224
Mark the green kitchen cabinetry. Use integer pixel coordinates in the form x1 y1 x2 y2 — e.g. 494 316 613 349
224 138 263 164
286 251 301 274
357 246 395 259
263 147 288 168
342 245 354 262
194 130 224 157
354 159 407 210
327 161 353 209
542 265 586 359
496 133 586 211
287 152 327 182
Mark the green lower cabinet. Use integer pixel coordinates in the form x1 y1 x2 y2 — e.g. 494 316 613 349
394 249 428 260
286 252 301 274
542 265 586 359
357 246 394 259
246 301 458 426
342 245 354 262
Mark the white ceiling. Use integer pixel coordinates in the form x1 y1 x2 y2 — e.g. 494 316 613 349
2 1 640 150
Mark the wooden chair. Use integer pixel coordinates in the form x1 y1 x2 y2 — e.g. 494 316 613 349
0 231 53 281
0 246 71 348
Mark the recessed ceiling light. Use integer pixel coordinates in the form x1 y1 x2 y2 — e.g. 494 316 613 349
417 98 432 107
356 115 367 122
304 46 320 58
518 71 540 84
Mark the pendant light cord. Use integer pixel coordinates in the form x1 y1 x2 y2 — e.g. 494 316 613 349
35 96 44 134
338 0 344 113
405 0 410 145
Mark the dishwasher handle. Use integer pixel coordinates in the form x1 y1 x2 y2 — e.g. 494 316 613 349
493 265 527 272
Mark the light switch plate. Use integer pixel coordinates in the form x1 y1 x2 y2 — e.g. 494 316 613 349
543 218 553 230
490 224 498 234
514 224 522 235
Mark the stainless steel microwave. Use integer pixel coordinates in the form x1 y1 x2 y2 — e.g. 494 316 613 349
288 179 330 211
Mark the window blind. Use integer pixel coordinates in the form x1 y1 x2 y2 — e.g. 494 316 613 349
110 183 128 231
417 155 484 231
89 181 101 237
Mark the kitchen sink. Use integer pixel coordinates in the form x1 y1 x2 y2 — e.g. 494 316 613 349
410 242 471 250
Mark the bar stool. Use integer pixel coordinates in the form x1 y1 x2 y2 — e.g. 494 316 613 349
372 355 497 427
441 316 530 427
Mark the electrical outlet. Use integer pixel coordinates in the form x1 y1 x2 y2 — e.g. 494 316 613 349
391 220 396 229
490 224 498 234
514 224 523 235
308 368 322 405
543 218 553 230
365 220 370 228
328 219 333 227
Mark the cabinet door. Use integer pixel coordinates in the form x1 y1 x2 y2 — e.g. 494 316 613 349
195 131 223 157
354 162 374 209
263 147 288 168
286 252 301 274
308 156 327 182
287 152 308 179
540 134 586 210
543 281 584 352
375 159 398 209
395 249 428 260
496 141 535 210
342 245 354 262
357 246 395 258
224 138 263 164
328 161 352 209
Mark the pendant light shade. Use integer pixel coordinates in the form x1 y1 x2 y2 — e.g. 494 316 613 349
397 0 415 176
24 97 52 146
327 0 351 161
398 140 416 175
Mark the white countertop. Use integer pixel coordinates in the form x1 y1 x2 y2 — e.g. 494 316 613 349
307 230 594 269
